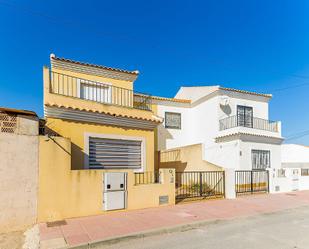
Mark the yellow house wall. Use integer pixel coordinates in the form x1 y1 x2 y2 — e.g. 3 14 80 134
38 136 175 222
43 67 158 123
159 143 223 172
51 67 133 90
45 117 155 171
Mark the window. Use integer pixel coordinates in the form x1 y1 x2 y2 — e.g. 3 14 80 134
237 105 253 128
277 169 286 178
88 137 142 169
252 150 270 170
165 112 181 129
79 80 111 104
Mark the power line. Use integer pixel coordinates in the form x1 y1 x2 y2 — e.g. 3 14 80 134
285 129 309 142
270 81 309 92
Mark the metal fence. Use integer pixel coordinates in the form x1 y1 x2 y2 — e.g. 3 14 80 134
175 171 225 202
134 171 160 185
50 71 152 111
219 115 278 132
235 170 269 195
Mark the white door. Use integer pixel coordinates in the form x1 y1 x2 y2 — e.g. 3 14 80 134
79 80 111 104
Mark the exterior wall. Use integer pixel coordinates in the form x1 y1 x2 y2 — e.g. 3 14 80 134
45 118 155 171
156 96 219 150
38 136 175 222
239 140 282 170
269 168 309 193
218 91 269 120
159 143 222 172
154 87 282 171
51 66 134 91
204 140 240 169
156 104 191 150
0 115 38 232
43 67 157 123
281 144 309 168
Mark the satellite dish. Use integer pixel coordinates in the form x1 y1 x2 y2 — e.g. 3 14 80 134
220 95 230 106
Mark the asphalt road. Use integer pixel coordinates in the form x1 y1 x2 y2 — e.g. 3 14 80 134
97 205 309 249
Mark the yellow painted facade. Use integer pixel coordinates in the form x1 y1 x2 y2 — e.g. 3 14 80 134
159 143 222 172
46 117 155 170
38 136 175 222
43 57 162 171
43 67 160 123
38 56 178 221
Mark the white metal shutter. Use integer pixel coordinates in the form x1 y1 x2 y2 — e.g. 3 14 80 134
89 137 142 169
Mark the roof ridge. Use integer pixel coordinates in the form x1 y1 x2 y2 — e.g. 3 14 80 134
50 53 139 75
219 86 272 98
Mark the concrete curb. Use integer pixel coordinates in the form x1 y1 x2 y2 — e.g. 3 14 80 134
63 218 223 249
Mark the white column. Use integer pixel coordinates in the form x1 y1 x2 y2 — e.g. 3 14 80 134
225 168 236 199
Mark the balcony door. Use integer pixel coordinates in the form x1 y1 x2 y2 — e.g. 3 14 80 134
237 105 253 128
79 80 112 104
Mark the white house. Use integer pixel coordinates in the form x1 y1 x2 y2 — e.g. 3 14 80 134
281 144 309 168
156 85 284 171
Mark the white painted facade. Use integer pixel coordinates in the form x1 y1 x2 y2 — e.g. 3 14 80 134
281 144 309 168
156 86 284 171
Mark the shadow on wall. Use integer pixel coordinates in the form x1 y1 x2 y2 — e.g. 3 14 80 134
71 143 85 170
157 124 173 151
41 125 85 170
159 143 222 172
220 104 232 116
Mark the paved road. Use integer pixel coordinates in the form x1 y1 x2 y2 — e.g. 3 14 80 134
98 205 309 249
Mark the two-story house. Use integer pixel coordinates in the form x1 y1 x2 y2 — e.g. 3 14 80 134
155 86 284 171
43 54 163 172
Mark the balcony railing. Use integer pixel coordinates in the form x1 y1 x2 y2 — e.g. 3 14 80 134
219 115 279 132
49 71 152 111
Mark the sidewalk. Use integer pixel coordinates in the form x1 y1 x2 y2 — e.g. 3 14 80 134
39 191 309 248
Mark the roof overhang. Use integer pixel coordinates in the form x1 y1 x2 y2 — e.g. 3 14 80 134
50 54 139 82
0 107 37 116
44 105 161 130
215 132 284 144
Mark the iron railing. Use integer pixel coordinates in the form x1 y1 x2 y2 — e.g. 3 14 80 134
235 170 269 195
134 171 160 185
49 71 152 111
219 115 278 132
175 171 225 202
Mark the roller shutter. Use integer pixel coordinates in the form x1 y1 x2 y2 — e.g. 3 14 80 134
89 137 142 169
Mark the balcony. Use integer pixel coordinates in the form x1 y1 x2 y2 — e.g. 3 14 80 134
219 115 279 133
49 71 152 111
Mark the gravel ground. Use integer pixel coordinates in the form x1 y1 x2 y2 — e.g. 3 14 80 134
0 230 24 249
0 225 39 249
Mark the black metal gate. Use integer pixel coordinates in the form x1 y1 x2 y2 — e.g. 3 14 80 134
175 171 225 202
235 170 269 195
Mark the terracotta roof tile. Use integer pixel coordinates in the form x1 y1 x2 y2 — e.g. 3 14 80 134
219 87 272 98
50 54 139 75
45 103 163 123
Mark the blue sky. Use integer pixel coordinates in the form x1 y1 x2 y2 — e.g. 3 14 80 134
0 0 309 144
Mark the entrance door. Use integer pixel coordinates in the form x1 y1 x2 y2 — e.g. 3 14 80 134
237 105 253 128
235 170 269 195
